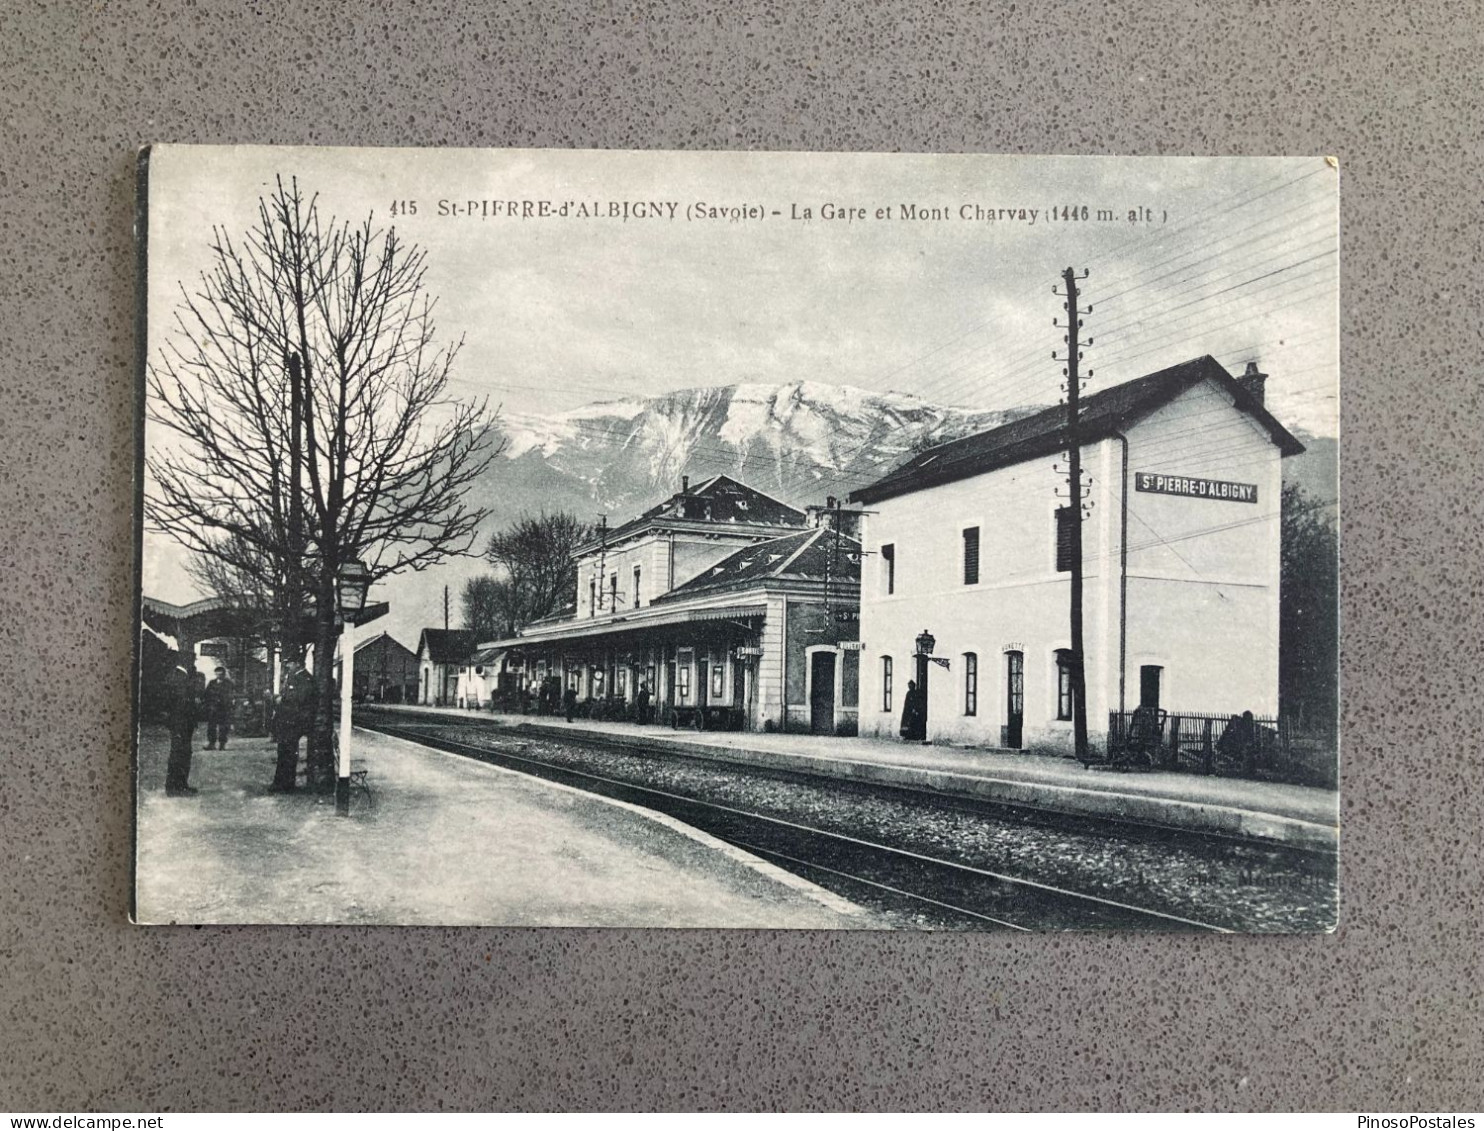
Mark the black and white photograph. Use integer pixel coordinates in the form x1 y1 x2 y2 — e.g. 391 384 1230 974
135 146 1339 930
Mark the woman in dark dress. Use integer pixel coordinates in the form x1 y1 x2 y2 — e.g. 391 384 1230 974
899 679 925 742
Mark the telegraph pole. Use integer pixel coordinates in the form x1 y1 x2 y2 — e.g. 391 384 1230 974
596 514 609 611
1058 267 1092 762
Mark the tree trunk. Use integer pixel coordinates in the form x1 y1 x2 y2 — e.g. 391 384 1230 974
308 570 339 791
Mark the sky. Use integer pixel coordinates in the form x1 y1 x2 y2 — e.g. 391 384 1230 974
142 147 1339 634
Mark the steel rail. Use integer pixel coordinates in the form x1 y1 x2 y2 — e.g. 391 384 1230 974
366 718 1232 933
408 711 1336 860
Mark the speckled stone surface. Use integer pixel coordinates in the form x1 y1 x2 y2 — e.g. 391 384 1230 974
1 0 1480 1112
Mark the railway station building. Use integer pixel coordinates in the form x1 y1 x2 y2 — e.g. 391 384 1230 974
491 474 863 734
848 356 1305 755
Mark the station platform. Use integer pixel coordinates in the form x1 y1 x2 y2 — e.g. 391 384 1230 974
133 726 876 927
378 704 1340 851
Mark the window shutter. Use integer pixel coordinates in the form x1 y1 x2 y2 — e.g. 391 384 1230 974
1056 507 1075 572
962 526 980 585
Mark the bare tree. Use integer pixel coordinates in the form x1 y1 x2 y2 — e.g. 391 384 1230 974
482 511 589 631
147 176 501 789
1280 483 1339 736
461 575 513 640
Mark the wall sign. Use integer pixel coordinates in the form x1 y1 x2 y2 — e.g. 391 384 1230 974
1135 472 1258 503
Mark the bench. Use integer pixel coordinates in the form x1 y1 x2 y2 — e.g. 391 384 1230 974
349 763 374 807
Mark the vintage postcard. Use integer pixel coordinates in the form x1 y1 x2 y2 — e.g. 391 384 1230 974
135 146 1339 929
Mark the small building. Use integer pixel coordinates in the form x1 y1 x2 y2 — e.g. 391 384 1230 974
342 631 419 703
417 628 478 706
493 475 862 733
848 356 1304 754
455 646 506 709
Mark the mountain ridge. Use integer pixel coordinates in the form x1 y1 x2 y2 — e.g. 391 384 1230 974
390 379 1335 645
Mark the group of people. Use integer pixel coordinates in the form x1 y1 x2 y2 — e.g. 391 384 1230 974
162 663 237 796
518 680 655 725
553 682 654 725
161 658 321 797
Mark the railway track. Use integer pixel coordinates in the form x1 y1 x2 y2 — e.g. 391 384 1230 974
361 712 1234 932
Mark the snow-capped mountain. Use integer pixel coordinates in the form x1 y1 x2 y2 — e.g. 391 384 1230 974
480 380 1033 519
392 380 1335 646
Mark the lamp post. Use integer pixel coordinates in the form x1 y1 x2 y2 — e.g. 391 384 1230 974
914 629 935 743
335 558 371 816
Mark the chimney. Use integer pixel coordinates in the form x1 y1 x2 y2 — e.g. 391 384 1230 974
1238 361 1267 406
681 475 689 493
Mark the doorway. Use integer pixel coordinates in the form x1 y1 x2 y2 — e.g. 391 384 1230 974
1140 665 1163 713
1003 650 1024 749
810 651 837 734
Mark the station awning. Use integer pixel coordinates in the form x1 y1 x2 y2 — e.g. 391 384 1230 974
141 595 387 645
495 602 767 650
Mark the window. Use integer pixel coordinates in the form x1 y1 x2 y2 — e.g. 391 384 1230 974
633 566 642 608
1056 649 1077 721
1056 506 1076 573
962 526 980 585
609 573 618 609
964 652 978 716
711 660 726 699
589 579 596 616
677 654 692 702
881 656 894 712
881 543 896 595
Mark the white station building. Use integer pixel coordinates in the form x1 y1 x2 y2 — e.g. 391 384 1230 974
848 356 1305 754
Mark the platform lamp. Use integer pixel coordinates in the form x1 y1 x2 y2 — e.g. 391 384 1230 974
335 557 371 816
914 629 935 743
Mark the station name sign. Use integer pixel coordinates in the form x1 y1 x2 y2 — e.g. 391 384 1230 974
1135 472 1258 504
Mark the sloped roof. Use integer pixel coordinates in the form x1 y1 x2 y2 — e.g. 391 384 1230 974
581 474 807 553
658 527 862 601
354 630 416 659
417 628 478 664
849 355 1305 505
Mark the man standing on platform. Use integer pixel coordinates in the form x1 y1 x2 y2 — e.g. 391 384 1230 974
270 661 317 793
164 659 202 796
203 666 233 750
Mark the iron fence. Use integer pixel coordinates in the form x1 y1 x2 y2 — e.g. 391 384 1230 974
1104 710 1336 788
